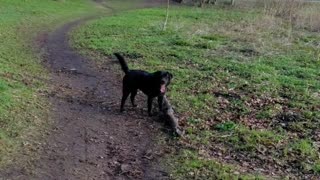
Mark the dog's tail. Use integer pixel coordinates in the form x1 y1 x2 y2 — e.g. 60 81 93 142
114 53 129 74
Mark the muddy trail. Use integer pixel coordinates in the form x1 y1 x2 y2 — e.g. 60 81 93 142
1 1 172 179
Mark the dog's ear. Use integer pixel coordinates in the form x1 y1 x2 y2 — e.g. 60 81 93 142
154 71 163 79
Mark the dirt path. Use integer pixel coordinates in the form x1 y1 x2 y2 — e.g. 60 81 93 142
1 1 171 179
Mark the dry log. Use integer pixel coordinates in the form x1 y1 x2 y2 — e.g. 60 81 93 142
159 96 183 137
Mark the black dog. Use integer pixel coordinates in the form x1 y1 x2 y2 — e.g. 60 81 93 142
114 53 173 116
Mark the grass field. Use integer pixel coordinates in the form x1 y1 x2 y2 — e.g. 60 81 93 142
72 4 320 179
0 0 100 167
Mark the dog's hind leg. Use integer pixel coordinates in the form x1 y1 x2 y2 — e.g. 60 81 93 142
130 89 138 107
147 97 154 116
120 89 130 112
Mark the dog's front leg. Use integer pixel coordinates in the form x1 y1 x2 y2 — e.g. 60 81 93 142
158 95 164 112
147 97 154 116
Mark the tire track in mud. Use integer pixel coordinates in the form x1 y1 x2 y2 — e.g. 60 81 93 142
1 1 170 179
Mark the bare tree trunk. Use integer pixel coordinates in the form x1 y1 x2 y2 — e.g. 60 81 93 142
163 0 170 31
213 0 217 5
231 0 235 6
200 0 203 7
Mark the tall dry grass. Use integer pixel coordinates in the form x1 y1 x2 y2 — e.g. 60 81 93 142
295 5 320 32
262 0 305 19
236 0 320 32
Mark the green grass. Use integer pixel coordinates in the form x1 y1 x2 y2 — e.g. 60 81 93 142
72 5 320 178
0 0 101 166
168 150 265 180
226 125 285 152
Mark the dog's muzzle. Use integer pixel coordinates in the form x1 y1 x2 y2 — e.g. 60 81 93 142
160 84 166 93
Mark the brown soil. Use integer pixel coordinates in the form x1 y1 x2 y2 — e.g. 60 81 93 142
0 1 172 179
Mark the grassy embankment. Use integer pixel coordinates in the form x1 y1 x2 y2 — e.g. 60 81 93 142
72 2 320 179
0 0 102 167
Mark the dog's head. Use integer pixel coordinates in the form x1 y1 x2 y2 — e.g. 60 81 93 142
154 71 173 94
